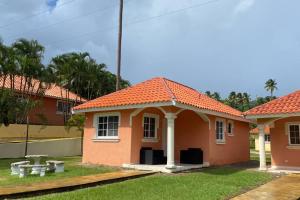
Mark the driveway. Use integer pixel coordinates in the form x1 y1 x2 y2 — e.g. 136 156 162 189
232 174 300 200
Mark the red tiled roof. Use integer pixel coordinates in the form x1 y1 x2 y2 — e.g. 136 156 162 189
250 126 270 135
73 77 244 118
0 76 86 102
244 90 300 116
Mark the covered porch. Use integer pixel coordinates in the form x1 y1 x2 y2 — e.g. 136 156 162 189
124 105 211 172
252 116 300 172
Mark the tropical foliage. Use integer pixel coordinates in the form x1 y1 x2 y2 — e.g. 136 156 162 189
0 38 51 126
265 79 278 97
0 38 130 127
48 52 130 101
205 80 277 112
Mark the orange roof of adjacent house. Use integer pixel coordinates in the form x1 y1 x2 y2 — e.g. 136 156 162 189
244 90 300 116
73 77 245 119
250 126 270 135
0 76 86 102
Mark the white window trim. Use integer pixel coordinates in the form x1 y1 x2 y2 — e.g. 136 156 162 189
227 120 234 136
215 118 226 144
93 112 121 140
286 123 300 146
142 113 159 142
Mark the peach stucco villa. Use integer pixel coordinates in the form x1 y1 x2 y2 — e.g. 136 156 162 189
245 90 300 171
73 77 250 172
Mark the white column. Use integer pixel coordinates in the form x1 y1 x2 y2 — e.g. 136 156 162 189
258 124 267 170
165 113 177 169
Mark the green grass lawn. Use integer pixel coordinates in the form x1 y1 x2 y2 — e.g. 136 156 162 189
0 156 117 187
30 167 273 200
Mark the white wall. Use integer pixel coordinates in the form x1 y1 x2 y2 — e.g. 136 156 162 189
0 138 82 158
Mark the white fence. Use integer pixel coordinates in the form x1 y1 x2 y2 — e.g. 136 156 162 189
0 138 82 158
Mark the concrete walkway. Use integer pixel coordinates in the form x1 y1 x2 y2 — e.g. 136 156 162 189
232 174 300 200
0 170 154 199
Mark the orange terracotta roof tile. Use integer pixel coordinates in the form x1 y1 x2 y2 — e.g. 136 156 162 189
244 90 300 116
0 76 86 102
74 77 244 118
250 126 270 134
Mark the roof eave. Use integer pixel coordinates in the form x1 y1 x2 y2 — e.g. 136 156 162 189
174 102 250 123
72 101 174 114
245 112 300 119
73 100 250 123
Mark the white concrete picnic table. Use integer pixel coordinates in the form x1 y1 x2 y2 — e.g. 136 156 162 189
25 155 48 174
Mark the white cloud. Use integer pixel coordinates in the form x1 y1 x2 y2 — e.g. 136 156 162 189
234 0 255 15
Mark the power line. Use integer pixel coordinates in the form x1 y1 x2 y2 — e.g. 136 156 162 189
46 0 221 48
0 0 77 29
5 0 134 41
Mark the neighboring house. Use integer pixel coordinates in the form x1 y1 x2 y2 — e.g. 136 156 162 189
245 90 300 171
0 76 86 126
250 126 271 152
73 77 250 170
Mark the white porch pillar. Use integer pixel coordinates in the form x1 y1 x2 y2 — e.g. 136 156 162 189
258 124 267 170
165 113 177 169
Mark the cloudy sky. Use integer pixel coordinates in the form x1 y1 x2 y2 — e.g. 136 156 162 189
0 0 299 98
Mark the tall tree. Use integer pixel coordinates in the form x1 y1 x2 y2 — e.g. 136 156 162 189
265 79 278 97
0 38 49 155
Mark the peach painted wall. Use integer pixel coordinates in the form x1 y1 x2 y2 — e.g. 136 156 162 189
130 108 165 163
174 110 210 163
29 97 65 126
82 110 133 166
271 117 300 167
208 116 250 166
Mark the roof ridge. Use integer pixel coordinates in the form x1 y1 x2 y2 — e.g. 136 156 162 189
162 77 242 116
161 78 177 102
162 77 202 94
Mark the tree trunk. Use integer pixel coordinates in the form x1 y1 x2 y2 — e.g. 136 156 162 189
81 130 84 155
24 116 29 156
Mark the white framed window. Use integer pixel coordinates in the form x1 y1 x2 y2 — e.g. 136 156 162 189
93 113 120 140
143 113 159 141
288 124 300 145
227 120 234 136
216 119 225 143
56 100 72 114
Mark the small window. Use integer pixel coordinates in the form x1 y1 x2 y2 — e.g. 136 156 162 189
289 124 300 145
265 135 271 142
57 100 72 113
97 115 119 138
216 120 225 143
144 116 156 138
227 121 234 135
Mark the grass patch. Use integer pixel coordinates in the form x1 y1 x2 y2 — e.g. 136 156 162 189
0 156 117 187
250 151 271 164
30 167 273 200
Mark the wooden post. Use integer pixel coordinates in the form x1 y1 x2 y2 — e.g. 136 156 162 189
116 0 124 91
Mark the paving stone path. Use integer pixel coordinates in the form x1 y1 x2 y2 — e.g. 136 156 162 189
232 174 300 200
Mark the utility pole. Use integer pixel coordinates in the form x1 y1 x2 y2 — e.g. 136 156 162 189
116 0 123 91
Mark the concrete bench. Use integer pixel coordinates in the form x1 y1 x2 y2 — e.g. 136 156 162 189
11 161 30 175
46 160 64 173
19 165 47 178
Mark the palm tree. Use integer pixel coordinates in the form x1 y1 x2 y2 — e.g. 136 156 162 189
265 79 278 97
